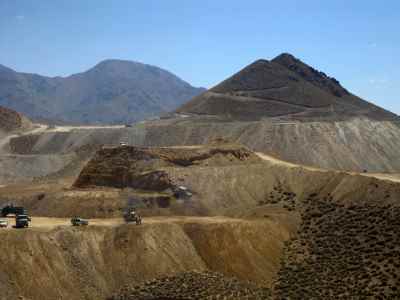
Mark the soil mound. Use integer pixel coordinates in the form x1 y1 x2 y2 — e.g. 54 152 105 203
73 143 260 189
177 53 397 121
109 271 271 300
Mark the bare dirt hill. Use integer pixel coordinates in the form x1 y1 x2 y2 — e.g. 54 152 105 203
177 53 397 121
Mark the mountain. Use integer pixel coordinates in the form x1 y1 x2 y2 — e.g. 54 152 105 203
0 60 205 124
177 53 397 121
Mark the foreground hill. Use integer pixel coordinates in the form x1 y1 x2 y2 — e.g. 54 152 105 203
2 144 400 299
0 60 204 124
177 53 397 121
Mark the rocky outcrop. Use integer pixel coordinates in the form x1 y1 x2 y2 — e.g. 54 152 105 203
73 144 261 189
0 105 31 132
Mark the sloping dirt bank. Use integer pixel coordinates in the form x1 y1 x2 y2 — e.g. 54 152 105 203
6 117 400 175
0 217 291 300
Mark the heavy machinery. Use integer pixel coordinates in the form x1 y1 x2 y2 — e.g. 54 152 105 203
71 217 89 226
15 214 31 228
1 205 27 217
123 209 142 225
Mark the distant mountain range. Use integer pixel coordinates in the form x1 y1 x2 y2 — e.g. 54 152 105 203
0 60 205 124
178 53 397 121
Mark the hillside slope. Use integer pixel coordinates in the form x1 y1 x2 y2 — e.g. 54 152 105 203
0 60 204 124
6 116 400 174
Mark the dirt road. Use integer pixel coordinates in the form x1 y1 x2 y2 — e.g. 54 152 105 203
256 151 400 183
0 216 257 231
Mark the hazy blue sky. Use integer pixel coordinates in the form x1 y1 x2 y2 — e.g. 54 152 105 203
1 0 399 114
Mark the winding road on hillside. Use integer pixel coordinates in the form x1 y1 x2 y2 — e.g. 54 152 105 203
0 124 48 153
0 124 126 153
255 152 400 183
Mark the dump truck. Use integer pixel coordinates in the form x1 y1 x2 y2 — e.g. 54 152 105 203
1 205 27 217
15 214 31 228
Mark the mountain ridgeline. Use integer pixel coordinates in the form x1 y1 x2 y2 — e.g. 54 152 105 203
177 53 397 121
0 60 205 124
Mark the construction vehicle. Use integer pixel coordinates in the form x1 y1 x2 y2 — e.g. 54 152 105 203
1 204 27 217
0 220 8 228
15 214 31 228
123 208 142 225
71 217 89 226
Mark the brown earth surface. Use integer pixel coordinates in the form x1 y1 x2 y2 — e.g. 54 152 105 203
1 144 400 299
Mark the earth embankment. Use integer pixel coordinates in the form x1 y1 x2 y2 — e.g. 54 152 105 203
0 217 290 300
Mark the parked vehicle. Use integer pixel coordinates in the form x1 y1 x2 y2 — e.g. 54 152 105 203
71 217 89 226
173 186 193 199
1 205 27 217
123 209 142 225
0 220 8 228
15 214 31 228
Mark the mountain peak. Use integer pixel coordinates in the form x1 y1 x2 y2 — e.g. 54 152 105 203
272 53 349 97
89 59 145 72
273 52 297 62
